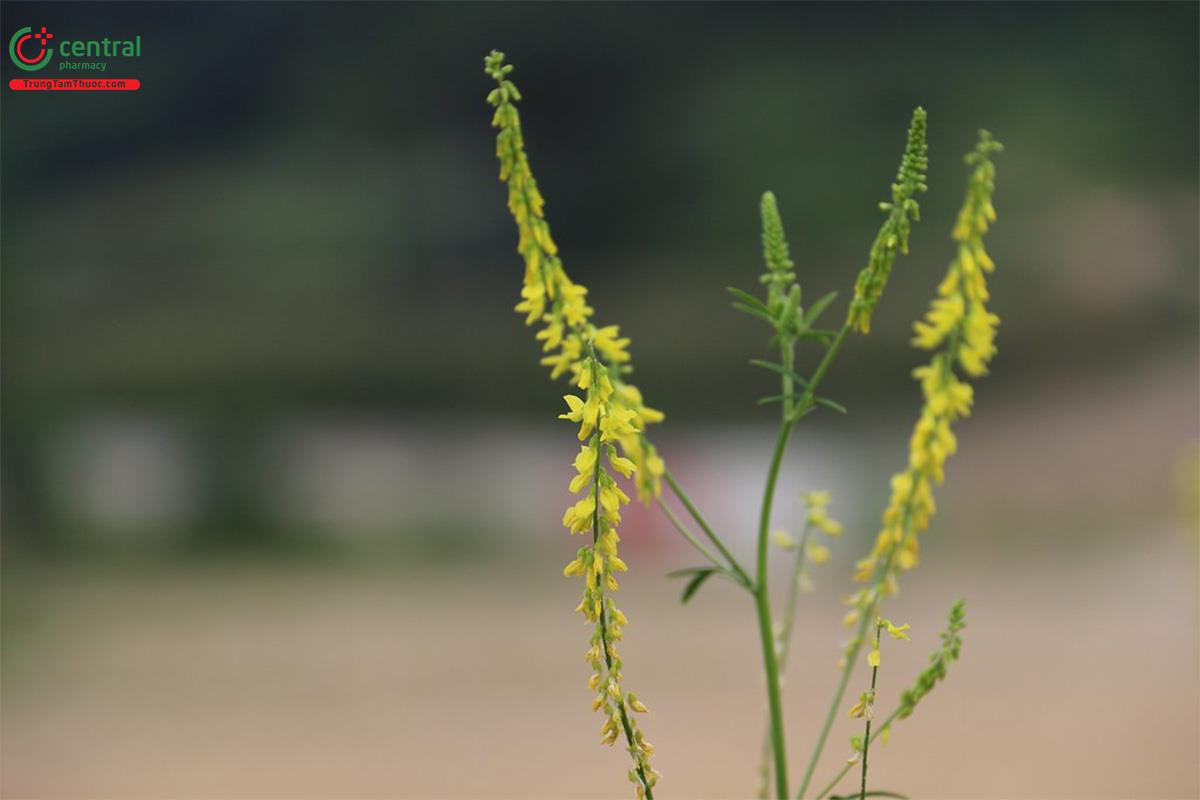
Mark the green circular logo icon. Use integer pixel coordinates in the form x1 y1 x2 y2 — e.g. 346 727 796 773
9 26 55 71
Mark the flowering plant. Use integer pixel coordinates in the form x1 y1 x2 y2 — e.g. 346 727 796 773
484 50 1003 800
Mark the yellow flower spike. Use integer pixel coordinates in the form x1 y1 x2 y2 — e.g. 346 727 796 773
843 132 1002 686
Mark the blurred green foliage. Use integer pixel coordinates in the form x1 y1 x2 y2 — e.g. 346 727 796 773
3 1 1197 544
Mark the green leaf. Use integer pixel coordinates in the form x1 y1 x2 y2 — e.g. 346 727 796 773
815 396 848 414
732 302 776 325
725 286 769 313
667 566 712 579
804 291 838 327
749 359 810 388
681 569 717 603
756 394 789 405
829 792 909 800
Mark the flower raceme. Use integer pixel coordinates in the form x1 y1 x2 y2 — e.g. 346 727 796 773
486 50 659 798
559 356 659 797
846 107 930 335
845 131 1004 628
484 50 665 504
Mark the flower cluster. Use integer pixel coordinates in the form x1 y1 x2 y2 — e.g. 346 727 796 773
845 131 1003 629
846 107 929 335
485 50 665 503
759 191 800 325
560 354 659 798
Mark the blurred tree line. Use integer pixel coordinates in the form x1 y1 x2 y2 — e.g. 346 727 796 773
3 2 1196 547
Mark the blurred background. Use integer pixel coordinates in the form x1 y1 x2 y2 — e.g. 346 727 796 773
2 2 1197 798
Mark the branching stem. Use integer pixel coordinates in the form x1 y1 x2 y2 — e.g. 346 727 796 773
662 468 752 587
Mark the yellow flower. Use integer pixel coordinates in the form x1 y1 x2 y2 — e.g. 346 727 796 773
885 620 911 640
846 131 1002 629
806 541 831 565
771 529 798 550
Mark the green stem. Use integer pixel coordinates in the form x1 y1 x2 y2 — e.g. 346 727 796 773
860 629 881 800
781 337 795 420
655 496 738 579
800 325 850 412
662 468 752 587
812 709 901 799
797 598 873 799
758 521 814 796
798 485 921 800
755 418 797 798
753 319 851 799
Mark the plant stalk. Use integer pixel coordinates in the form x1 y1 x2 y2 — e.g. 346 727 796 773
859 629 881 800
757 521 814 796
755 418 798 798
812 708 901 799
655 496 731 576
663 467 752 587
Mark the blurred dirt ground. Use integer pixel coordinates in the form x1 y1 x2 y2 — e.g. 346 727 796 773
3 531 1196 799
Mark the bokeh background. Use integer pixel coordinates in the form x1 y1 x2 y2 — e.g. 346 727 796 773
3 2 1198 798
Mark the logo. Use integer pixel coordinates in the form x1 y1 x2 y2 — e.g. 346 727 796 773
9 26 54 71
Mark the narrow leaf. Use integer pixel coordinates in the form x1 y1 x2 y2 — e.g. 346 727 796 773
681 569 717 603
732 302 776 324
726 286 769 313
667 566 715 579
815 396 848 414
804 291 838 327
756 394 789 405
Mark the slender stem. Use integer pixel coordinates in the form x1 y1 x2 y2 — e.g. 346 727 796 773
802 325 850 409
778 524 815 672
812 709 901 799
859 629 881 800
755 419 797 798
598 606 653 800
798 498 919 799
662 467 752 587
797 605 873 799
758 521 814 796
655 496 734 577
781 337 795 420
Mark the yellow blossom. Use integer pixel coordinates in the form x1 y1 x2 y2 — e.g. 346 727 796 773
771 529 798 550
846 131 1003 629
